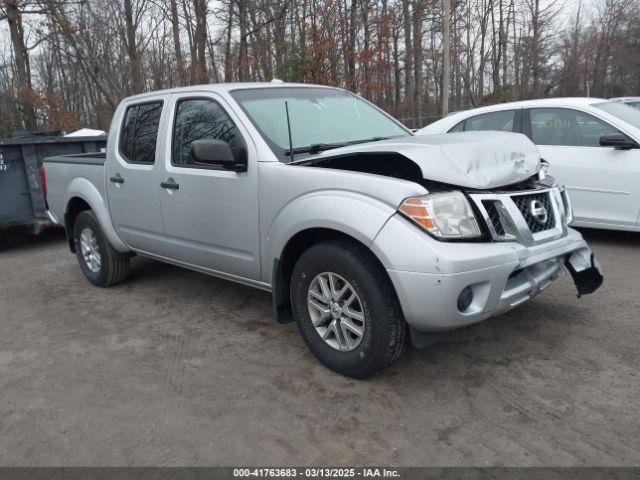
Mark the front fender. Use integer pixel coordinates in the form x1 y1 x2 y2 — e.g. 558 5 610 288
65 177 129 252
262 190 397 283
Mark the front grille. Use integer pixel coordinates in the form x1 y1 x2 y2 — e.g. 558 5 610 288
511 192 555 233
482 200 505 236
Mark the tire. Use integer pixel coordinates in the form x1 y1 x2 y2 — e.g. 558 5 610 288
72 210 130 287
290 239 407 379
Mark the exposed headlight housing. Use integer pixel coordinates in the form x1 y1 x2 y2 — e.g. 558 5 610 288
538 160 550 181
560 188 573 224
399 191 481 239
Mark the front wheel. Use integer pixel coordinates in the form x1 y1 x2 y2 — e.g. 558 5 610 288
73 210 130 287
290 239 407 379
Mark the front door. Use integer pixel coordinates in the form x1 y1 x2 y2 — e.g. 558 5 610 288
526 107 640 228
106 99 167 254
158 93 260 280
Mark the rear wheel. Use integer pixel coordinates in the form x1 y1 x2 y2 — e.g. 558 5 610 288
73 210 130 287
290 239 407 379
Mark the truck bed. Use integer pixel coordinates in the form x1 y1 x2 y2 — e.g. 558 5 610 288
43 152 108 227
44 151 106 165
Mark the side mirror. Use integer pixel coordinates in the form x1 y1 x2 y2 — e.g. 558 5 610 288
599 133 639 150
189 139 246 171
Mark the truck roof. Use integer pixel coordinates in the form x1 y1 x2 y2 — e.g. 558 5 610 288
123 82 338 102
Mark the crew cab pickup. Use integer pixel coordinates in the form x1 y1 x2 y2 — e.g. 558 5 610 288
43 83 603 378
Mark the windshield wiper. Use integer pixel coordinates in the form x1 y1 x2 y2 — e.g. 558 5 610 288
284 142 348 156
284 136 393 158
344 136 391 146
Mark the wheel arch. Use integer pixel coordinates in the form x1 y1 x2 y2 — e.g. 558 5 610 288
63 178 128 253
265 191 400 324
64 197 92 252
271 227 397 325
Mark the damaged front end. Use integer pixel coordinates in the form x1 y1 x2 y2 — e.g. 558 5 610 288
464 184 603 301
275 131 607 352
565 250 604 297
293 131 542 190
292 131 603 312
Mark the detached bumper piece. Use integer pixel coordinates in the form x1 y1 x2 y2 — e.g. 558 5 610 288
565 251 603 298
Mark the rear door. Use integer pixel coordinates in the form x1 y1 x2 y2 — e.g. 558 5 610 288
157 92 260 280
106 99 167 254
524 107 640 228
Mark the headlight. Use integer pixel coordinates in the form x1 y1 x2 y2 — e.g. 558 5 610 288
399 191 481 239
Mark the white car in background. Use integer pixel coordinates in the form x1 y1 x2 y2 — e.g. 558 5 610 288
418 98 640 232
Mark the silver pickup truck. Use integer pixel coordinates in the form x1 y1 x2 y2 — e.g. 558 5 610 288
43 83 602 378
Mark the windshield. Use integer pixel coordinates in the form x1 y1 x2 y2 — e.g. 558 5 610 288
230 87 409 160
594 101 640 129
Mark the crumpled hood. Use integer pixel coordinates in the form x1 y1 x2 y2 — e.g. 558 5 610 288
314 131 541 189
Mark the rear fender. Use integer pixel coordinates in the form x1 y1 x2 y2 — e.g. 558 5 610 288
65 177 129 252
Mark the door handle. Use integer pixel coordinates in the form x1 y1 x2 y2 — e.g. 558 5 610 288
110 174 124 184
160 178 180 190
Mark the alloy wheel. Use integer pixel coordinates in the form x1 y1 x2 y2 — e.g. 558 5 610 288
307 272 365 351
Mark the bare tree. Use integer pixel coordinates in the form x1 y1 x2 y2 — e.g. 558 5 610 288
168 0 186 84
122 0 143 93
2 0 640 135
1 0 43 129
442 0 451 115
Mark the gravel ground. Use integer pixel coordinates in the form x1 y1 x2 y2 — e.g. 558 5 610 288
0 228 638 466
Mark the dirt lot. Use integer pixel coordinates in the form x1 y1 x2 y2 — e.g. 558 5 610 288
0 228 638 466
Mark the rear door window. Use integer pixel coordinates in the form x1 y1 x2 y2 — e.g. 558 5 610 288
464 110 516 132
119 101 163 164
120 107 136 161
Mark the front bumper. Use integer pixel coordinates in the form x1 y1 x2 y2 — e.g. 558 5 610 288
372 214 602 332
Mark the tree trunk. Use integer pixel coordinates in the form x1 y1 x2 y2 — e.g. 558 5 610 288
193 0 208 83
491 0 503 91
169 0 186 85
124 0 143 93
224 0 234 82
531 0 541 97
502 0 511 87
238 0 249 81
274 2 286 79
392 18 401 114
362 1 371 99
478 0 489 104
412 0 423 126
347 0 357 89
442 0 451 115
402 0 413 119
4 0 37 129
